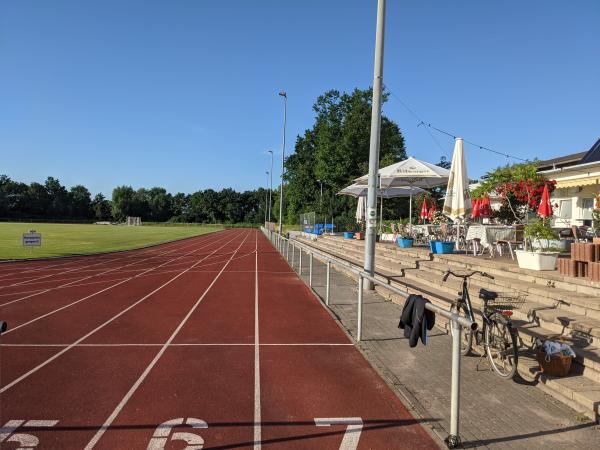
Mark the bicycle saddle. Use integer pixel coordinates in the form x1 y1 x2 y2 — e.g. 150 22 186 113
479 288 498 301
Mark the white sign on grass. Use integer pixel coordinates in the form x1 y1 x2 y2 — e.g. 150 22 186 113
22 231 42 247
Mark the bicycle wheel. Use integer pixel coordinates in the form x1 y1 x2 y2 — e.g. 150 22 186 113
485 313 518 379
450 304 473 356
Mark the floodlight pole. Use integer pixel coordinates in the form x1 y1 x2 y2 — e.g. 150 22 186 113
268 150 274 222
278 91 287 234
265 171 270 223
364 0 386 290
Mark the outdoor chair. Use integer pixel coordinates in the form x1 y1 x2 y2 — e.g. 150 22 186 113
494 224 524 260
467 238 483 256
571 225 588 243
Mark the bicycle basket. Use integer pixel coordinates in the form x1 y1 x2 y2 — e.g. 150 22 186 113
487 293 526 312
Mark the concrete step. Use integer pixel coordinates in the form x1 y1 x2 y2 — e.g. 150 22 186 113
318 236 600 319
298 236 600 421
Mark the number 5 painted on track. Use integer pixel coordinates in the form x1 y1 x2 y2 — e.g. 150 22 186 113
147 417 208 450
0 420 59 449
314 417 363 450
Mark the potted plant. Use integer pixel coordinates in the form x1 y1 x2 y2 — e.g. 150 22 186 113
355 221 365 240
515 220 559 270
396 231 414 248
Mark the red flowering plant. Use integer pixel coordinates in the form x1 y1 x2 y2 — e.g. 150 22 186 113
471 161 556 224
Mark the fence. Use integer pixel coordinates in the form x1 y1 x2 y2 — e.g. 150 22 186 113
262 227 476 449
299 212 316 234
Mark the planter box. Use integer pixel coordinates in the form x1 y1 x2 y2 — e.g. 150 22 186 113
515 250 558 271
343 232 355 240
531 238 571 253
354 232 364 240
397 238 414 248
434 241 455 254
429 240 440 254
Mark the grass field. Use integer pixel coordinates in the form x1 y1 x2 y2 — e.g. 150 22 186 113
0 222 224 260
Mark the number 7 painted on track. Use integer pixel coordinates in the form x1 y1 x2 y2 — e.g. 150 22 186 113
314 417 363 450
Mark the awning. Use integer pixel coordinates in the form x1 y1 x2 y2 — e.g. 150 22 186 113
555 177 600 189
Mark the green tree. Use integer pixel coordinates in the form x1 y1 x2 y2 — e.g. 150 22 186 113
111 185 137 221
92 193 112 221
284 88 406 224
69 185 92 219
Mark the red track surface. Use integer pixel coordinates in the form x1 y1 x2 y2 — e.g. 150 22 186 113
0 229 438 449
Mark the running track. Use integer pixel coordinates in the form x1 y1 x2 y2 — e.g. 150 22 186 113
0 229 437 449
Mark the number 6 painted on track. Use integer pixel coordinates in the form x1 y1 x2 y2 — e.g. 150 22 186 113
147 418 208 450
314 417 363 450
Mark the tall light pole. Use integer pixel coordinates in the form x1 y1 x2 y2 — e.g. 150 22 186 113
317 179 323 220
264 171 269 224
364 0 386 290
267 150 274 221
278 91 287 234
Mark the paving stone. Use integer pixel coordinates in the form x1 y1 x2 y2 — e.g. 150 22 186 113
286 248 600 448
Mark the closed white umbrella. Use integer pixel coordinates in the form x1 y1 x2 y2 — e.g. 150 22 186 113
443 138 472 249
355 196 366 222
443 138 472 220
354 157 450 226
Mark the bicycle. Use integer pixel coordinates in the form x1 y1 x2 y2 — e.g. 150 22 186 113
443 270 519 379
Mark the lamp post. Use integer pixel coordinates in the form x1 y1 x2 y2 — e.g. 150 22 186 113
267 150 274 221
317 179 324 224
265 171 269 224
364 0 386 290
278 91 287 234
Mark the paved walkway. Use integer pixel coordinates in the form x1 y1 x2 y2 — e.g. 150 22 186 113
290 247 600 449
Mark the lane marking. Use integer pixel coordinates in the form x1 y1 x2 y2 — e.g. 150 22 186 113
0 232 215 308
83 230 252 449
314 418 363 450
254 229 261 450
0 343 354 347
1 231 237 334
0 230 242 394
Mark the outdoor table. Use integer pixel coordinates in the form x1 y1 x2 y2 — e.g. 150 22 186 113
465 225 516 255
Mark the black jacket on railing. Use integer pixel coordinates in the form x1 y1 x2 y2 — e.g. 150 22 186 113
398 294 435 347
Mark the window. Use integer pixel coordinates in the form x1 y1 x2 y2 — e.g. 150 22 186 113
582 198 594 220
559 199 572 219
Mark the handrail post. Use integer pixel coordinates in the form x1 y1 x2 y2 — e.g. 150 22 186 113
448 317 462 448
309 252 313 287
292 243 296 269
325 260 331 306
357 275 364 341
286 240 290 261
299 248 303 275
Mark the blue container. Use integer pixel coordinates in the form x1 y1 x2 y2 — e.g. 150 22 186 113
397 237 414 248
435 241 455 254
429 240 440 253
343 232 355 239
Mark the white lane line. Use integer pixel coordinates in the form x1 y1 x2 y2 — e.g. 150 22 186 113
0 232 206 298
1 231 236 334
84 230 252 449
0 342 354 347
254 229 261 450
0 230 241 393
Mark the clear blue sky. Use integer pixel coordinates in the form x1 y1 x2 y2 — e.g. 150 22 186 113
1 0 598 196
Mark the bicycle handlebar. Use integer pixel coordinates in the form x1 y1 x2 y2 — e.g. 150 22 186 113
442 270 494 281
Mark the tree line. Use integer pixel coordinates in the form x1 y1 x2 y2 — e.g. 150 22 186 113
0 175 269 224
2 87 450 227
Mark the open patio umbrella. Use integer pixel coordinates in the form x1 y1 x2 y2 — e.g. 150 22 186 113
340 183 427 232
538 184 553 218
354 157 450 225
480 196 492 218
420 198 429 223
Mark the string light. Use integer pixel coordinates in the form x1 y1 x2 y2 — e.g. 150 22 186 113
384 84 530 163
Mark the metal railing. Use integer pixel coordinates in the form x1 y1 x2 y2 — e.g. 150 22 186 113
263 227 476 449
